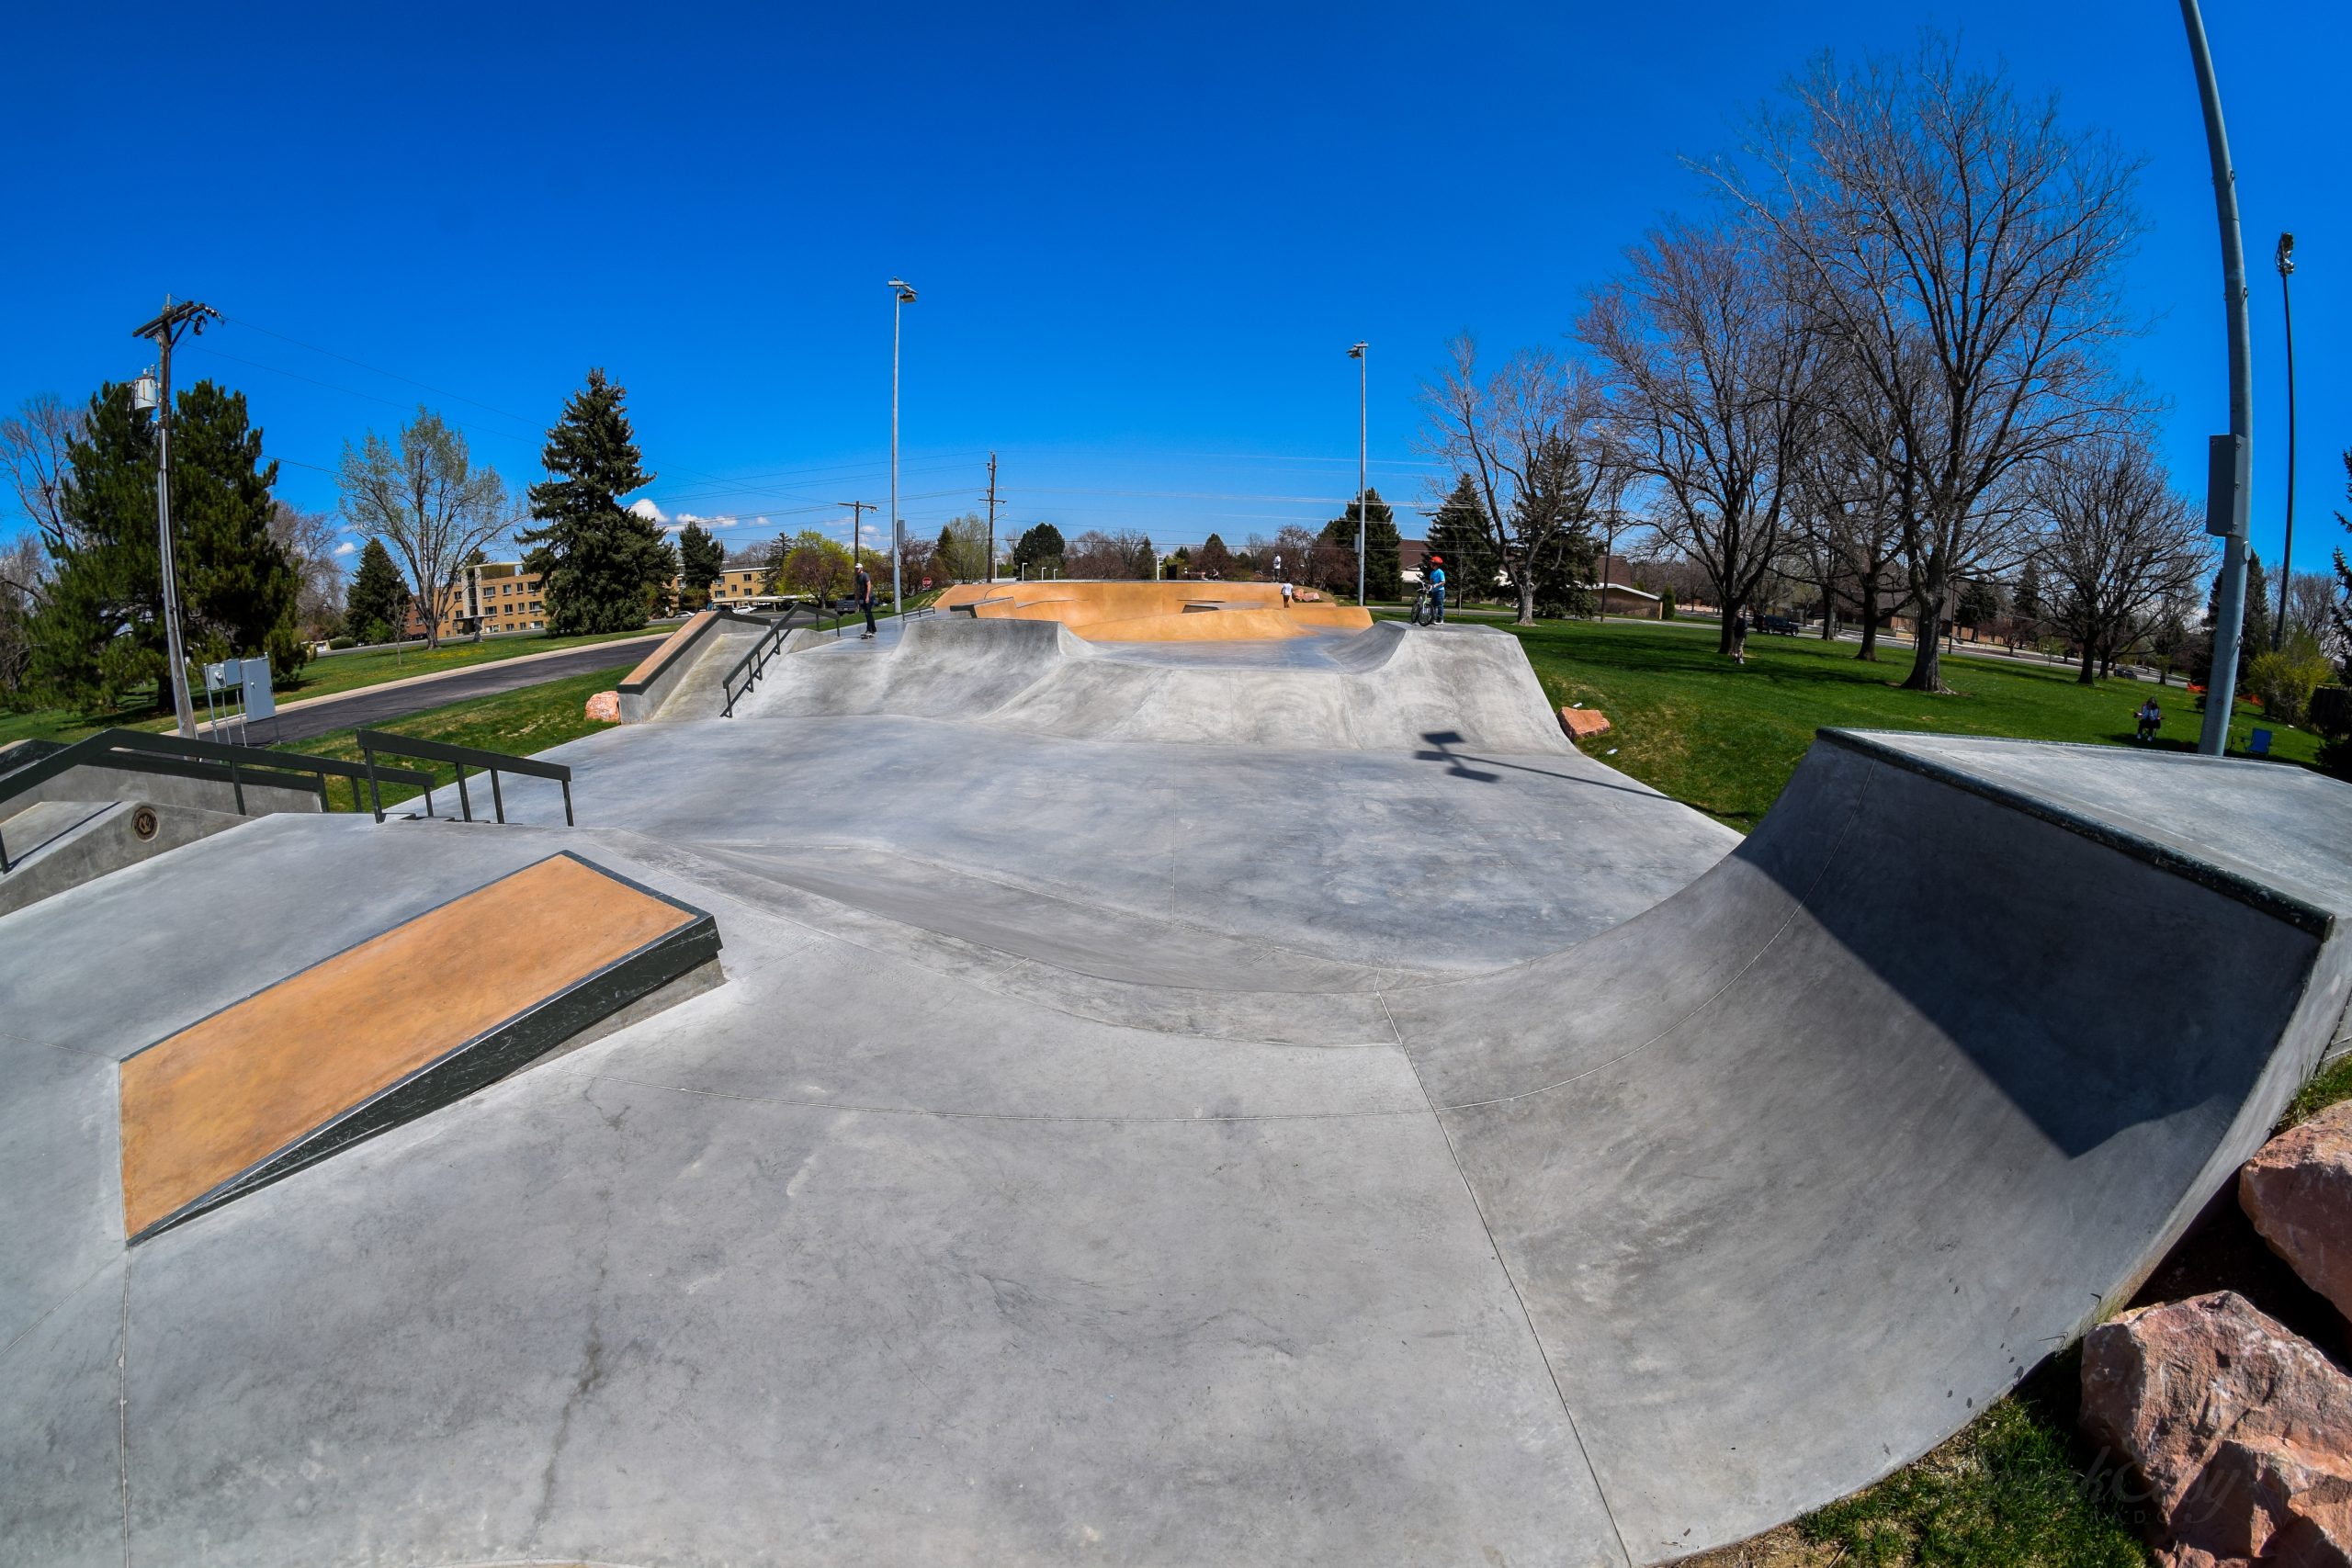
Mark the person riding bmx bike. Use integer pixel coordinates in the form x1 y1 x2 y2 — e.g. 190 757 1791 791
1417 556 1447 626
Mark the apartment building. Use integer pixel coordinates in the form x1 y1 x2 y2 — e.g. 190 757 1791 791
403 561 548 639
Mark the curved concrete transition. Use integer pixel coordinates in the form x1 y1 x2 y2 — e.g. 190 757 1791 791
4 615 2348 1567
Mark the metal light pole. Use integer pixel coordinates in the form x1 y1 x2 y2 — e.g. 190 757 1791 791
888 279 916 622
2274 232 2297 649
2179 0 2253 757
130 296 220 739
1348 342 1367 605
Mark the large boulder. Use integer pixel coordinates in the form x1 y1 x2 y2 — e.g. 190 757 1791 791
2243 1101 2352 1322
2082 1291 2352 1566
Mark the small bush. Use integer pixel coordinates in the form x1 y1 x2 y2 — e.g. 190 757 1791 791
327 636 359 651
1661 589 1677 621
2245 632 2335 728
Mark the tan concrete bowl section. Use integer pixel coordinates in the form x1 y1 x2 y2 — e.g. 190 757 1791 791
933 580 1372 641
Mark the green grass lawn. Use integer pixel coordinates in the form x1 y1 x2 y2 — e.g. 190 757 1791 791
281 666 623 813
0 626 671 751
1498 617 2322 830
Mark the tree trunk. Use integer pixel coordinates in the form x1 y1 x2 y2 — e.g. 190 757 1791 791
1856 581 1881 662
1900 581 1947 692
1717 604 1737 656
1515 575 1537 626
2076 640 2097 684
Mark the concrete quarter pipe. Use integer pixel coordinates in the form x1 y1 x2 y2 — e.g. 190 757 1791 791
2 615 2347 1566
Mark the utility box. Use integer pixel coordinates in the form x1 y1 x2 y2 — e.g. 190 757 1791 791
242 658 275 722
2206 433 2248 537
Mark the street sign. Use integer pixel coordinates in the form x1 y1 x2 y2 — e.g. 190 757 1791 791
2205 433 2248 537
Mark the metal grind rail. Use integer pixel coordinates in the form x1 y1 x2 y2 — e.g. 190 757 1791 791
0 728 433 874
356 730 574 826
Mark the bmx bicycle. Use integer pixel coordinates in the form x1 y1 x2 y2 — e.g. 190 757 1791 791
1410 583 1444 626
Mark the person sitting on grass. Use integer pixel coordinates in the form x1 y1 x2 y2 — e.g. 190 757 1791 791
2136 695 2163 742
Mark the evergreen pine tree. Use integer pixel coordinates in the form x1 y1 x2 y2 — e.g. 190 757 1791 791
170 381 305 677
1322 488 1403 601
2198 551 2273 694
1196 533 1233 577
1425 474 1498 603
345 537 411 643
517 369 669 634
1012 523 1065 576
33 379 304 708
676 521 725 609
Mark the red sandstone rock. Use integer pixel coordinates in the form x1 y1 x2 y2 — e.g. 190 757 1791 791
2082 1291 2352 1566
584 690 621 724
2243 1101 2352 1322
1557 705 1611 739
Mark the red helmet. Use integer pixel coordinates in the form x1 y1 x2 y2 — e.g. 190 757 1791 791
1429 555 1442 564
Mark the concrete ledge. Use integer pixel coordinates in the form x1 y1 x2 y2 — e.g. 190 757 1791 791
617 607 776 723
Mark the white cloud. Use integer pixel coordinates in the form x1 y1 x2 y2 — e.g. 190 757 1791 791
628 498 668 524
333 540 357 557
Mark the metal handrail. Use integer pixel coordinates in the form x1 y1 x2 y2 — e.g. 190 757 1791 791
355 729 574 826
0 728 433 874
720 615 795 717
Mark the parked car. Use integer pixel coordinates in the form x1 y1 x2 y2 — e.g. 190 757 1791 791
1758 614 1802 636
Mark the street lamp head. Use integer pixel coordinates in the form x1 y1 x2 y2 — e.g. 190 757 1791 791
889 277 917 303
2276 233 2296 276
1348 342 1365 358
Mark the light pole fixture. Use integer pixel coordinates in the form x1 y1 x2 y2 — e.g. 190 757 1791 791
2177 0 2253 756
2274 231 2297 649
888 278 916 624
130 296 220 739
1348 342 1367 606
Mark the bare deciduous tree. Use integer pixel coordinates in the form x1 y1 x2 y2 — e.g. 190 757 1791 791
1581 216 1818 654
2031 433 2211 683
0 393 85 552
0 532 45 697
1795 354 1908 660
268 502 345 639
1063 529 1155 580
1713 36 2145 690
1419 337 1613 626
336 410 513 650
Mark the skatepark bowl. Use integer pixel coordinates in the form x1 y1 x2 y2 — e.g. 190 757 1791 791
5 611 2350 1567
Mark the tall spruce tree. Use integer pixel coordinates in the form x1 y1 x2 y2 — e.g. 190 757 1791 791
34 379 302 709
518 370 671 633
345 537 410 641
1425 474 1498 603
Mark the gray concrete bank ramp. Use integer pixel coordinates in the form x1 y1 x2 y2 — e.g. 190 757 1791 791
735 614 1576 752
3 612 2349 1568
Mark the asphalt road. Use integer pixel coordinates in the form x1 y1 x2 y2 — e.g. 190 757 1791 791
259 642 656 745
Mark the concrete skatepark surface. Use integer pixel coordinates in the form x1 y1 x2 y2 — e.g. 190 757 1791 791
4 615 2350 1566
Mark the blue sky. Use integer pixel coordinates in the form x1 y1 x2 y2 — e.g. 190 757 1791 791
3 1 2344 579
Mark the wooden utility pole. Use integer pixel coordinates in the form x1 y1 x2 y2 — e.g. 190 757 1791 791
838 501 875 597
130 296 220 739
984 453 999 582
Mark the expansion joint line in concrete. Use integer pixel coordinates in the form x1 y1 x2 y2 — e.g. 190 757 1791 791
117 1253 130 1568
1421 763 1878 1116
540 1066 1430 1126
1377 987 1635 1568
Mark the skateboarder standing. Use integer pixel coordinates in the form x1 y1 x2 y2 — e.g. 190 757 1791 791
854 561 877 640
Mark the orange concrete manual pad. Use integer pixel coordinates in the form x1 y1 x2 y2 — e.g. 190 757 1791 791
119 854 700 1239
